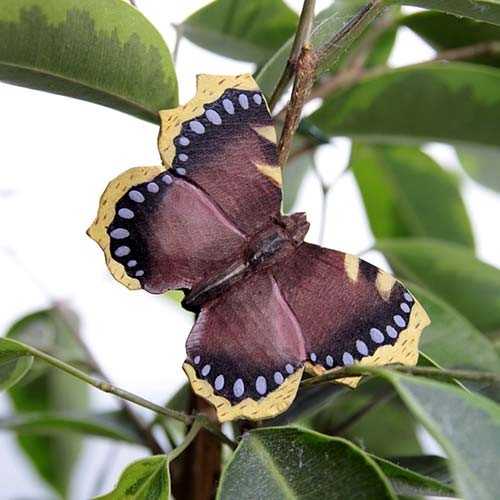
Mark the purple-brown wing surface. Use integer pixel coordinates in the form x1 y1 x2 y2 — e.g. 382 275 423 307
184 271 306 422
272 243 430 387
88 74 281 293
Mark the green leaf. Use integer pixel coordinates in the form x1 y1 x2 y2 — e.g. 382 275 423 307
404 11 500 67
373 455 455 497
6 308 90 497
309 64 500 153
0 337 33 392
387 373 500 500
217 427 396 499
96 455 170 500
387 0 500 26
181 0 298 64
412 283 500 371
256 1 373 97
387 455 453 487
457 144 500 193
376 238 500 332
282 152 313 213
351 143 474 248
0 410 145 445
0 0 177 123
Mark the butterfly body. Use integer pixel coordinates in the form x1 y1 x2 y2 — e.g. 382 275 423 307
88 73 430 422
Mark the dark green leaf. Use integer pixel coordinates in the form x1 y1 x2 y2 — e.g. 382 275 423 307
387 0 500 26
387 373 500 500
457 144 500 193
312 378 423 456
309 64 500 153
0 0 177 123
181 0 298 64
404 11 500 67
96 455 170 500
373 455 455 497
387 455 453 487
376 238 500 332
0 410 144 444
412 283 500 371
6 308 90 497
0 337 33 392
351 143 474 247
217 428 396 499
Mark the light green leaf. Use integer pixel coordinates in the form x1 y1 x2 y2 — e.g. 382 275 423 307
96 455 170 500
0 410 145 445
404 11 500 67
181 0 298 64
217 427 396 499
309 64 500 153
376 238 500 332
351 143 474 248
387 373 500 500
387 455 453 487
457 144 500 193
0 337 33 392
373 455 455 497
282 152 313 213
6 308 90 497
412 283 500 371
387 0 500 26
0 0 177 123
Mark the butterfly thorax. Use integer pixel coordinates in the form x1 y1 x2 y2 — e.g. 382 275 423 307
183 213 309 310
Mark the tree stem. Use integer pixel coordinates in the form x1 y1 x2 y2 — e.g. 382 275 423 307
300 365 500 388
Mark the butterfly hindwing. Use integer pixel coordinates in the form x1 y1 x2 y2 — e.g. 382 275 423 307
184 271 306 422
272 243 430 387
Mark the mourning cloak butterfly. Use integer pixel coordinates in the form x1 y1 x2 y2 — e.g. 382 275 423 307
88 74 430 422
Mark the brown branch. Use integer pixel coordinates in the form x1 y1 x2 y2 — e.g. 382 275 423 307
269 0 316 111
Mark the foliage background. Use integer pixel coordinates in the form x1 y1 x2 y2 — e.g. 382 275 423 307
0 0 499 498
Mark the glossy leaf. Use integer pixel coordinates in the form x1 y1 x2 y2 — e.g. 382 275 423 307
256 1 374 97
309 64 500 153
0 410 144 445
457 144 500 193
0 0 177 123
217 427 396 499
376 238 500 332
181 0 298 64
373 455 455 497
351 143 474 247
387 0 500 26
0 337 33 392
283 152 313 213
412 283 500 371
404 11 500 67
6 308 90 497
387 373 500 500
96 455 170 500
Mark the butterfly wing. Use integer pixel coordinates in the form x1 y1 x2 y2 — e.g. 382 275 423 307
88 74 281 293
273 243 430 387
184 271 306 422
158 74 282 234
88 167 246 293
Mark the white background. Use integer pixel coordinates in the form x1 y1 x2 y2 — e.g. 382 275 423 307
0 1 499 498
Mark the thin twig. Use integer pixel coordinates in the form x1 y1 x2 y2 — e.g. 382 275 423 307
53 304 164 455
300 365 500 389
168 416 205 461
269 0 316 111
13 339 236 448
172 24 183 66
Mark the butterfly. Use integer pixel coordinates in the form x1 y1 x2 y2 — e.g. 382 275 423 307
88 74 430 422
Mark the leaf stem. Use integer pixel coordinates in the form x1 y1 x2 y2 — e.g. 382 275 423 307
168 416 205 461
300 365 500 388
